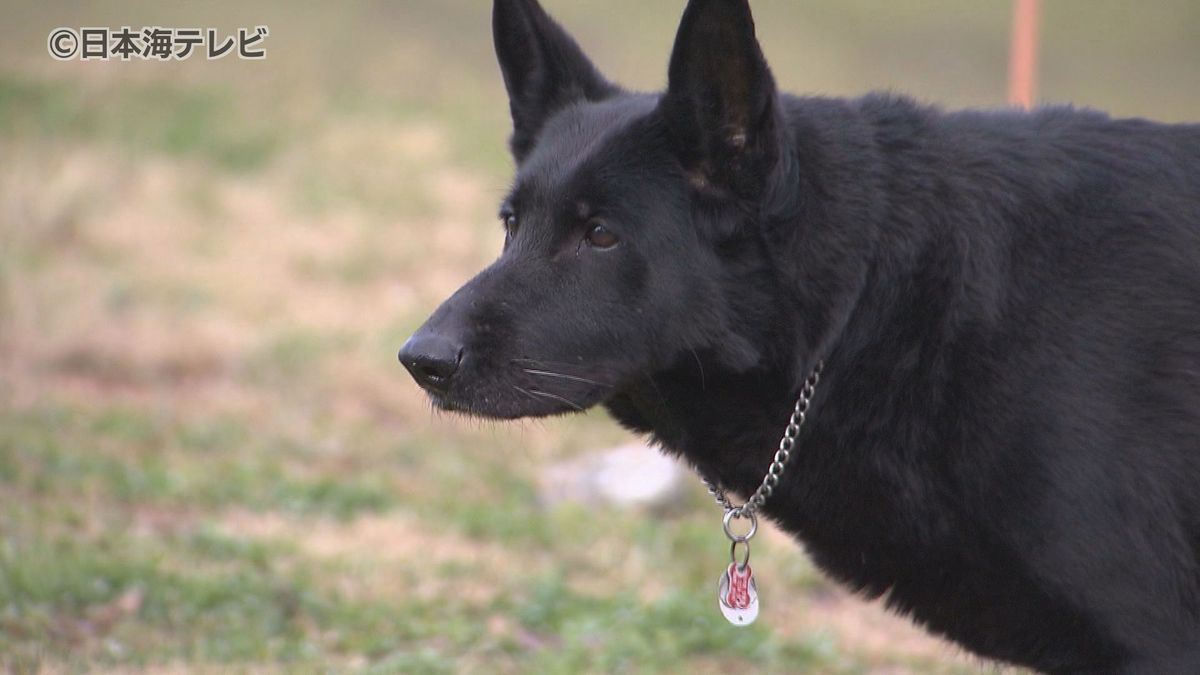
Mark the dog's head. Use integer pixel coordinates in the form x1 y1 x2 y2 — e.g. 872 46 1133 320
400 0 800 419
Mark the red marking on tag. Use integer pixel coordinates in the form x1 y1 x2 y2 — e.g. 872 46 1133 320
725 562 754 610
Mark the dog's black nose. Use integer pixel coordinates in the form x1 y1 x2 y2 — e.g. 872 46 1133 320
399 332 463 393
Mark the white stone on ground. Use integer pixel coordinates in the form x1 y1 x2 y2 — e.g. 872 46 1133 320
536 442 687 510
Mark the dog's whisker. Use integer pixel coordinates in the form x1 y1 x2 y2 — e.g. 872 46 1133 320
512 357 615 372
521 368 611 388
525 388 584 411
688 346 706 391
512 358 569 366
512 385 540 402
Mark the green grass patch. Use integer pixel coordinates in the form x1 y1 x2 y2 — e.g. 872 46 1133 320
0 76 281 172
0 523 482 671
500 574 852 674
0 405 395 520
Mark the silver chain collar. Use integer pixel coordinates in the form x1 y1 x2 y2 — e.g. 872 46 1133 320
702 360 824 522
701 361 824 626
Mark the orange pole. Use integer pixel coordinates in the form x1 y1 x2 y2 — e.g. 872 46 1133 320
1007 0 1040 109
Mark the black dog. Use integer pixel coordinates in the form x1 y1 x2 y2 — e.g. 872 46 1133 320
400 0 1200 671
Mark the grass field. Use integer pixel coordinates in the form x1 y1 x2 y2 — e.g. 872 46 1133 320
2 1 1198 672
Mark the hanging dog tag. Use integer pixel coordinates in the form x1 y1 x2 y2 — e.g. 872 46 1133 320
717 561 759 625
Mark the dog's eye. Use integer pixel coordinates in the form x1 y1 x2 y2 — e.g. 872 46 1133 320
502 213 518 234
585 222 619 249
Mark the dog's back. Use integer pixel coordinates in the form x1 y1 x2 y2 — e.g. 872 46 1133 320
782 93 1200 672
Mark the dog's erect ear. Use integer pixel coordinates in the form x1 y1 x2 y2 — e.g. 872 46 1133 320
660 0 782 197
493 0 616 161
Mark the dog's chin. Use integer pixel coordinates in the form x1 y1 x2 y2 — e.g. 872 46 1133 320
425 386 608 420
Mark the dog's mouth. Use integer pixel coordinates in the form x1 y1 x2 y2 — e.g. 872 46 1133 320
407 355 618 420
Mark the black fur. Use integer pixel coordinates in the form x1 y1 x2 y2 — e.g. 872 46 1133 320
401 1 1200 671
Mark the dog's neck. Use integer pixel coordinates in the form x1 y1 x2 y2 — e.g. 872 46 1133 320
604 352 808 495
608 95 986 507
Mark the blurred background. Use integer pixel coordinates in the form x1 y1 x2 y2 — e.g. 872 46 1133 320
2 1 1197 672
